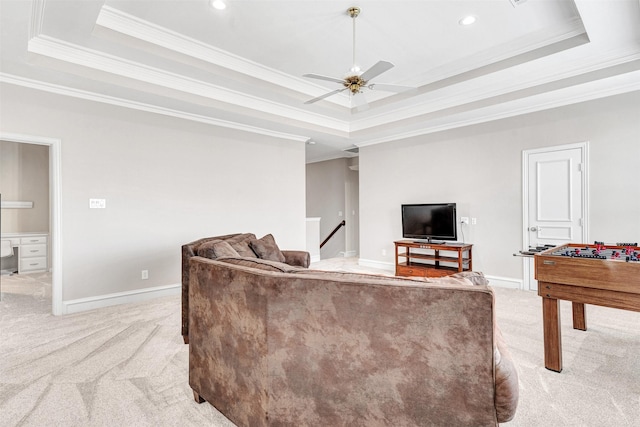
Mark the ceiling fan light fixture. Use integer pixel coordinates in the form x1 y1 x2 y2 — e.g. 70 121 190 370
459 15 477 26
210 0 226 10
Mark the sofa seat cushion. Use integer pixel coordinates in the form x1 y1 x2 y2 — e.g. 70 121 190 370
226 233 257 258
217 256 301 273
197 240 240 259
296 269 477 288
249 234 286 263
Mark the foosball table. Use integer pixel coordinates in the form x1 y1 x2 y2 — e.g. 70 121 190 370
535 242 640 372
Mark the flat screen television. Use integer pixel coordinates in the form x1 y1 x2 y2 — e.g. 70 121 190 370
401 203 457 243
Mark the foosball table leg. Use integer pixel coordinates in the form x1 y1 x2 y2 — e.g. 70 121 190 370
572 302 587 331
542 297 563 372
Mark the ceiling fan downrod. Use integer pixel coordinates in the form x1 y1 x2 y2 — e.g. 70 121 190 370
347 6 364 94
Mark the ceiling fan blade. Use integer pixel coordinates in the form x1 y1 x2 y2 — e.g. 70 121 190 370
352 92 369 112
369 83 417 94
360 60 394 82
302 73 346 84
304 87 348 104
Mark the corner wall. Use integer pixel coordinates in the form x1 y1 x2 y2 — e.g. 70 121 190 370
0 141 49 233
359 91 640 282
0 84 306 306
306 157 359 258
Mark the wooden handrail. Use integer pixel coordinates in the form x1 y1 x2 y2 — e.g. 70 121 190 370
320 220 346 249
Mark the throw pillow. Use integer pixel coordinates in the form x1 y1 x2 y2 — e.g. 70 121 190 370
197 240 240 259
450 271 489 286
227 233 258 258
249 234 286 263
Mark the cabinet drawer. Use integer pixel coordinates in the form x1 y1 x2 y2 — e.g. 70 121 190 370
20 257 47 272
21 236 47 245
21 244 47 258
396 265 428 277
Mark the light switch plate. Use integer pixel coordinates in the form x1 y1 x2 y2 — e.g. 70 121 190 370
89 198 106 209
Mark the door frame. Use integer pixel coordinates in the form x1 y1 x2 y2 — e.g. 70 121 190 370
521 141 589 290
0 132 63 315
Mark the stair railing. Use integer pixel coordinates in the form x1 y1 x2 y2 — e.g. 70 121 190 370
320 220 346 249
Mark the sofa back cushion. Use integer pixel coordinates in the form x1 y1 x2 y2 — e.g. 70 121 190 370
226 233 258 258
249 234 286 263
197 240 240 259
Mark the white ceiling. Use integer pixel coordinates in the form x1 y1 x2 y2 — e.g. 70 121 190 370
1 0 639 162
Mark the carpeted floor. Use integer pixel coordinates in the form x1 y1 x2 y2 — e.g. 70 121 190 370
0 260 638 426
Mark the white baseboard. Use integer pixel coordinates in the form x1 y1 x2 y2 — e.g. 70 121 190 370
310 254 321 263
63 283 181 314
358 258 395 272
485 275 523 289
342 250 357 257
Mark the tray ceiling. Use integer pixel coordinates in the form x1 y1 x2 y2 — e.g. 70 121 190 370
1 0 639 162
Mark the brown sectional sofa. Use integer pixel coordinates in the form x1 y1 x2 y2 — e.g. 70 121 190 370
187 252 519 426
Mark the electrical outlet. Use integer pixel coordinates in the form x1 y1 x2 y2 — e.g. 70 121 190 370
382 249 387 256
472 217 477 225
460 217 469 224
141 270 149 280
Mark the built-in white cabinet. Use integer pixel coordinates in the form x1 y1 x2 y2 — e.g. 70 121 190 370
1 233 49 273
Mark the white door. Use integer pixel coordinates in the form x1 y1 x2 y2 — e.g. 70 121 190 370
522 143 588 291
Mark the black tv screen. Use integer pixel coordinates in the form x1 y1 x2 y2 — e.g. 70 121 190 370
401 203 457 242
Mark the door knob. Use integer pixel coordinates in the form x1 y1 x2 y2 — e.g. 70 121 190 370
529 226 538 231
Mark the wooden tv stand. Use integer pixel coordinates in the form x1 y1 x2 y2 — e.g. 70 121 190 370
395 240 472 278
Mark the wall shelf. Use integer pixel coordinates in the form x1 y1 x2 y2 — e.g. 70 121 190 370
0 201 33 209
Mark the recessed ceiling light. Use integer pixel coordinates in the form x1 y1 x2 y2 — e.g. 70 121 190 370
459 15 476 26
210 0 226 10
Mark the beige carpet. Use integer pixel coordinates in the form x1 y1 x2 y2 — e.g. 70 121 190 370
1 260 639 426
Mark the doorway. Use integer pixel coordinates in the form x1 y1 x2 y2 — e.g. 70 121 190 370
522 142 589 291
0 132 62 314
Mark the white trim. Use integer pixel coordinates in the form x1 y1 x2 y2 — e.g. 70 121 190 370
27 35 349 133
357 258 395 272
0 73 310 143
343 250 357 257
0 132 63 315
309 254 321 263
95 5 351 109
355 70 640 147
63 283 181 314
485 275 523 290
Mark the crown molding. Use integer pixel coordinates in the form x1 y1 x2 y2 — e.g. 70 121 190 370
28 0 46 39
27 35 350 133
404 17 587 88
355 69 640 148
351 45 640 132
0 73 310 143
95 5 351 109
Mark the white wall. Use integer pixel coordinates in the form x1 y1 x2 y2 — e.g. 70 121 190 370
359 91 640 281
0 84 306 302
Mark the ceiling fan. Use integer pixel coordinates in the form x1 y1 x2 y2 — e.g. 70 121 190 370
303 6 416 109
